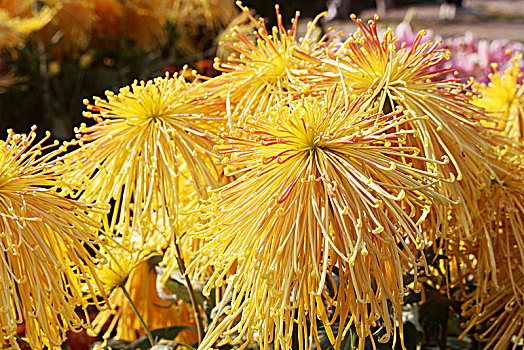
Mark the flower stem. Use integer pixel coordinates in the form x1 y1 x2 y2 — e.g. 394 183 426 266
120 284 156 347
173 236 205 344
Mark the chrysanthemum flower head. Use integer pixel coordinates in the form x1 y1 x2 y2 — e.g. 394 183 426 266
296 15 451 108
196 2 335 124
91 259 199 344
158 167 210 282
0 4 55 50
188 89 456 350
442 31 524 84
0 127 107 349
296 15 523 241
62 71 224 241
89 218 199 343
95 233 157 292
460 186 524 349
472 52 524 142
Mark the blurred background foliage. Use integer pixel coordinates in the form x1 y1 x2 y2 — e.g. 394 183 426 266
0 0 239 140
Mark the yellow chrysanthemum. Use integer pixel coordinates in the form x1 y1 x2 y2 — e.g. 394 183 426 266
0 127 107 350
95 235 157 292
62 72 224 241
0 5 55 49
92 260 199 344
85 207 199 338
473 52 524 142
188 90 456 350
195 2 334 124
460 186 524 349
296 16 522 242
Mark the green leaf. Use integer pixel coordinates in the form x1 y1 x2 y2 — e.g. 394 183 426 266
150 340 194 350
129 325 197 350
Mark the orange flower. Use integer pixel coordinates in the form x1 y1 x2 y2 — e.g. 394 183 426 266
40 0 96 59
92 260 198 344
0 0 34 17
120 0 171 51
168 0 238 56
168 0 237 32
89 0 124 49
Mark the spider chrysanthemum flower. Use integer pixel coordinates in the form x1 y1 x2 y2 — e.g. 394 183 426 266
0 127 107 350
91 260 199 344
465 270 524 350
460 186 524 349
62 72 224 241
94 231 159 293
195 2 335 124
296 16 522 241
90 226 198 344
188 90 455 350
472 52 524 142
88 189 203 344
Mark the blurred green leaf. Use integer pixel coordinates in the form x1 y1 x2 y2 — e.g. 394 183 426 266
129 326 196 350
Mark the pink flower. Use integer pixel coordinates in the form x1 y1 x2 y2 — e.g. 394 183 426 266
392 22 523 83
